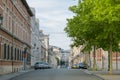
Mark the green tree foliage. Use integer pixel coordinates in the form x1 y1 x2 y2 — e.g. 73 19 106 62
92 0 120 74
65 0 120 74
65 0 100 70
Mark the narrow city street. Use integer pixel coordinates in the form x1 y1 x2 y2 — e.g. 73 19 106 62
9 69 102 80
0 1 120 80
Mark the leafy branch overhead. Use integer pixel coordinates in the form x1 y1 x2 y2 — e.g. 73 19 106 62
65 0 120 51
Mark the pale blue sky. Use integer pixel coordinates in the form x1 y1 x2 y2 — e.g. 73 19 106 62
26 0 77 50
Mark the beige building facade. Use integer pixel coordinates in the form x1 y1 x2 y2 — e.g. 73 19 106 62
90 48 120 70
39 30 49 62
69 45 120 70
69 46 86 67
0 0 33 74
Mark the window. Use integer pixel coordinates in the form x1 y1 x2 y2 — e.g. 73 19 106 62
9 16 12 33
14 48 16 60
17 49 19 60
28 53 31 62
22 51 24 61
7 45 10 60
11 46 13 60
20 50 22 61
3 44 7 59
27 54 29 62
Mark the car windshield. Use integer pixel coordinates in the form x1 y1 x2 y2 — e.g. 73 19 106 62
44 63 48 65
79 63 84 65
35 62 44 64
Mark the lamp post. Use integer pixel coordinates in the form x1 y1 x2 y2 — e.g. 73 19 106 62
0 15 3 72
0 15 3 39
23 44 27 71
48 49 50 64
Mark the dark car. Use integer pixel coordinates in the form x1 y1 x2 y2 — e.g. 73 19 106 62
77 63 88 69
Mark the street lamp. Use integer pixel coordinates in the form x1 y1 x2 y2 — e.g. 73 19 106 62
0 14 3 72
0 15 3 42
23 44 27 71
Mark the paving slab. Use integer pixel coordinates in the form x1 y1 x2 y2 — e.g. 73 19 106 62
0 70 33 80
85 70 120 80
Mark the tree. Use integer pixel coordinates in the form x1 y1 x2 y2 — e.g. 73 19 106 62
65 0 120 74
92 0 120 74
65 0 100 70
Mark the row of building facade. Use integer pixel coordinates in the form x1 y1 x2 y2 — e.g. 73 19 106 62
69 45 120 70
0 0 57 74
0 0 33 74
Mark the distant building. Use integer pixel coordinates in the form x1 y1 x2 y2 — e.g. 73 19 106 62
30 8 41 66
0 0 33 74
60 50 70 67
90 48 120 70
52 46 61 60
69 45 120 70
48 46 61 68
39 30 49 62
69 46 84 67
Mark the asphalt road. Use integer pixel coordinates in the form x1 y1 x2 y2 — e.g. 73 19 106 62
10 69 102 80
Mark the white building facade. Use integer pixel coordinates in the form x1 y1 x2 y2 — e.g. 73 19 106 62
30 8 41 66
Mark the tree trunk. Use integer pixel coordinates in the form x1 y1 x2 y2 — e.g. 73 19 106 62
109 33 113 74
116 52 118 70
108 50 110 71
89 50 91 69
93 45 96 70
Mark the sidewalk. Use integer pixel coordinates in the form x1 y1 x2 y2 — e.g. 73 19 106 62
0 70 33 80
85 70 120 80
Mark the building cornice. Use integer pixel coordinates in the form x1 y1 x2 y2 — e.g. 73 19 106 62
21 0 33 16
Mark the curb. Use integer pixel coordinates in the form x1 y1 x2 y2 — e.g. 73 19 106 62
9 70 34 80
0 69 34 80
84 70 105 80
92 74 105 80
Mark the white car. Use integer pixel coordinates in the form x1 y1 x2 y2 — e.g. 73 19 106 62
34 62 45 70
34 62 52 70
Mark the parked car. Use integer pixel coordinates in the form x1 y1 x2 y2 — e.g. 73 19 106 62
34 62 52 70
43 62 52 69
77 63 88 69
71 64 78 69
34 62 45 70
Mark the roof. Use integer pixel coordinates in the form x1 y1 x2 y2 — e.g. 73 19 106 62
21 0 33 16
